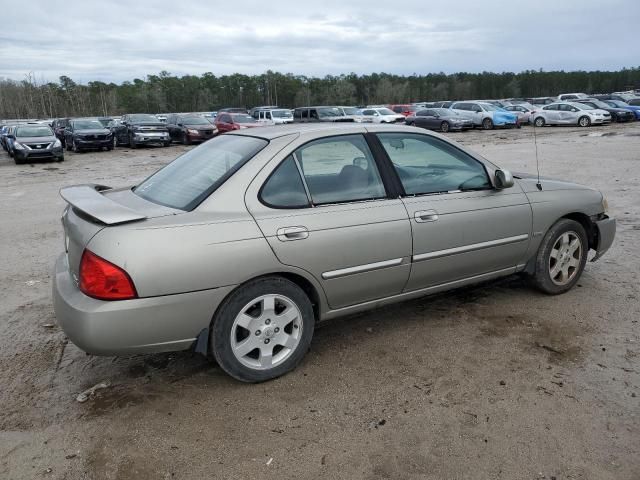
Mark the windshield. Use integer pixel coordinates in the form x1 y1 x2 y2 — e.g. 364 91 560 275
129 114 160 123
317 107 342 117
479 103 499 111
16 126 53 137
135 135 268 210
607 100 628 108
233 114 257 124
376 108 395 115
341 107 359 115
271 110 292 118
73 120 104 129
180 116 209 125
586 100 609 109
571 103 590 111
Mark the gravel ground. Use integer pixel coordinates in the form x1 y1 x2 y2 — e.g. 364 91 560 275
0 123 638 480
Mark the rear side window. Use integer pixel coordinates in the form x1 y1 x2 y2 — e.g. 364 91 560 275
135 135 268 210
260 156 310 208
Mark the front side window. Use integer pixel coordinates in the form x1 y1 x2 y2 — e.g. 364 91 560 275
295 135 386 205
377 133 491 195
135 135 268 210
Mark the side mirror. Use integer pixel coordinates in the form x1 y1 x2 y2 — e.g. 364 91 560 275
495 169 514 189
177 123 183 127
7 134 15 140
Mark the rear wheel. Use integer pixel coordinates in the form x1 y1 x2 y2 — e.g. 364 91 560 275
482 117 494 130
211 277 315 382
531 219 588 295
578 116 591 127
440 121 450 133
181 132 191 145
534 117 545 127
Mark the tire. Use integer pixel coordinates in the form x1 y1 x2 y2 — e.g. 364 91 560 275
530 219 588 295
534 117 545 127
440 121 450 133
14 156 24 165
112 135 118 148
211 276 315 382
72 140 81 153
57 156 64 162
181 133 191 145
65 141 72 151
578 116 591 127
163 141 171 147
482 117 494 130
129 133 137 148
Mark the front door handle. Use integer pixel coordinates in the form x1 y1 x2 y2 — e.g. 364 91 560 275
414 210 439 223
277 226 309 241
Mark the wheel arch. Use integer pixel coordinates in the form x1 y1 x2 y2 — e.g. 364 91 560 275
560 212 597 249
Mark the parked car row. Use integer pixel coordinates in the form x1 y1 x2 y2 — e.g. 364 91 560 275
1 123 64 164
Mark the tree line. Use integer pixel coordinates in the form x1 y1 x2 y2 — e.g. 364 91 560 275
1 68 639 120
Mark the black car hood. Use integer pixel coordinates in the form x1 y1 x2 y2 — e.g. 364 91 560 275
75 128 110 135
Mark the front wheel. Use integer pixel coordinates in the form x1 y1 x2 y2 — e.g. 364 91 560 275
534 117 545 127
211 277 315 382
482 117 494 130
129 133 137 148
578 116 591 127
440 121 450 133
531 219 588 295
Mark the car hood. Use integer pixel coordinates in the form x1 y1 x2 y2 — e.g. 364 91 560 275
513 172 598 194
17 135 56 143
75 128 110 135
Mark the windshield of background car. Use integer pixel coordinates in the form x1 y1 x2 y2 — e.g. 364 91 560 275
342 107 359 115
181 116 209 125
317 107 342 117
233 115 257 124
271 110 293 118
376 108 396 115
134 135 268 210
16 126 53 137
479 104 499 111
73 120 104 129
129 114 159 123
571 103 590 111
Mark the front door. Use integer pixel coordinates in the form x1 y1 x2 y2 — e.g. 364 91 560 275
375 132 532 292
245 133 412 309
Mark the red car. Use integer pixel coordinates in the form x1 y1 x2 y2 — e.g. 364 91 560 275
388 104 419 117
214 113 262 133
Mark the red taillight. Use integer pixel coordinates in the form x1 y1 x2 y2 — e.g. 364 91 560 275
79 250 137 300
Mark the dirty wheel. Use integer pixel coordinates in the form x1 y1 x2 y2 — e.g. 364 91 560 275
440 121 450 133
482 118 494 130
531 219 588 295
211 277 314 382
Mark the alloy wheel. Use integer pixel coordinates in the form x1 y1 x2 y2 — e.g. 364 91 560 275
548 231 582 286
230 294 303 370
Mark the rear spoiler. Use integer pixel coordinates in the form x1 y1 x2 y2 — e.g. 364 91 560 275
60 184 147 225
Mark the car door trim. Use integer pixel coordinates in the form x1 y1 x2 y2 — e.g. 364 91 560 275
412 234 529 262
322 257 404 280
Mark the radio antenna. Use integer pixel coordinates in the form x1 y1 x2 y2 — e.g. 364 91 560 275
532 119 543 191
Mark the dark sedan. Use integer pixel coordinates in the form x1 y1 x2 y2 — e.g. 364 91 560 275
64 119 113 152
405 108 474 132
574 99 636 123
165 114 218 144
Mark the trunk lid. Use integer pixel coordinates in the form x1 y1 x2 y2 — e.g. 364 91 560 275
60 184 180 279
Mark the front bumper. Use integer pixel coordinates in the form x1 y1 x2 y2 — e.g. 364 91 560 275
132 132 170 144
76 137 112 148
52 253 235 355
14 147 64 161
591 215 616 262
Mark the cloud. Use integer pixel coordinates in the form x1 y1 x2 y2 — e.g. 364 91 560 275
0 0 637 84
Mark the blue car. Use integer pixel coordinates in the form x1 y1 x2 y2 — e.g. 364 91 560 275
450 101 519 129
605 100 640 120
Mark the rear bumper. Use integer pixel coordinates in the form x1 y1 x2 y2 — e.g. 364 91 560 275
592 215 616 262
52 253 235 355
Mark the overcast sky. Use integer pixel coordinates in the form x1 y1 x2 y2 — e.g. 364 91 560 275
0 0 638 84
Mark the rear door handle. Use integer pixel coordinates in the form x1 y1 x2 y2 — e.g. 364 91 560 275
277 226 309 241
414 210 439 223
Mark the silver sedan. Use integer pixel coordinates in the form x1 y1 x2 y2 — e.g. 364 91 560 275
53 124 615 382
533 102 612 127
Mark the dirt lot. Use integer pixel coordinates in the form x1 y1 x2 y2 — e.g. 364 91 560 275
1 123 638 480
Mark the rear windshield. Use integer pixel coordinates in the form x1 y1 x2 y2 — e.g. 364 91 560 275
134 135 268 210
129 114 159 123
233 114 257 123
16 126 53 137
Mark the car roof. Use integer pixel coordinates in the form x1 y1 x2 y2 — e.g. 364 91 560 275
229 123 427 140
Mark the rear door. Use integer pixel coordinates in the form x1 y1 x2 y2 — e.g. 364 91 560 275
245 133 412 309
374 132 532 291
